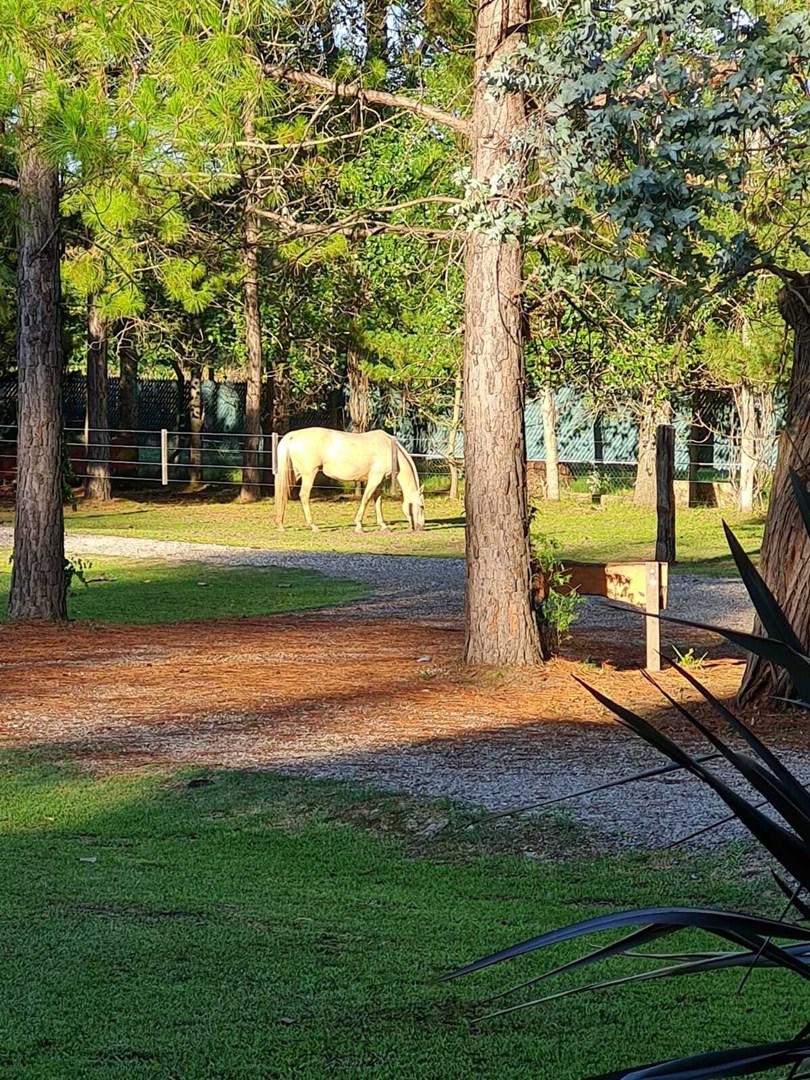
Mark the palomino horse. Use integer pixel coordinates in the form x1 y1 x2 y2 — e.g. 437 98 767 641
274 427 426 532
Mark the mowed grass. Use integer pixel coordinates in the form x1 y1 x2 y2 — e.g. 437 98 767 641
0 756 804 1079
0 551 366 623
0 491 764 576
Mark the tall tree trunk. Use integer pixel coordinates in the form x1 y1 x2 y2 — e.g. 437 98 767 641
85 298 111 501
739 275 810 705
735 381 757 514
186 365 203 489
448 366 462 501
240 110 264 503
634 395 671 507
541 383 560 501
348 343 370 498
118 332 139 437
463 0 540 666
260 373 275 493
9 138 66 621
347 344 370 433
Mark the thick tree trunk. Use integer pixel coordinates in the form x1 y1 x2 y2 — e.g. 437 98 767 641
634 396 671 507
85 298 111 501
186 365 203 489
739 275 810 705
118 333 139 436
9 139 66 621
448 366 462 501
240 112 265 503
541 383 560 501
463 0 540 666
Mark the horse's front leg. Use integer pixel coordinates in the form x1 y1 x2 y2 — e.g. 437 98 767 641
354 474 380 533
374 491 389 531
299 471 319 531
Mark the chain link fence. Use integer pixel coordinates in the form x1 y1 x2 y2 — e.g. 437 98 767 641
0 380 780 503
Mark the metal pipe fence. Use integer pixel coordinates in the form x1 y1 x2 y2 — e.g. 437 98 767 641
0 425 460 495
0 422 772 500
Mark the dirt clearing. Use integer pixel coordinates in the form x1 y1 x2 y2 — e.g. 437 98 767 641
3 615 808 848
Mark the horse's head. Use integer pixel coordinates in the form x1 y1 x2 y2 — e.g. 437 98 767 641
403 486 426 531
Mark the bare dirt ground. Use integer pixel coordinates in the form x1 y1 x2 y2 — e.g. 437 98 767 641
3 613 808 849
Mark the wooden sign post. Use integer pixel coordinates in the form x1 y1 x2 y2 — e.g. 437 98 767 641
534 561 668 672
655 424 676 564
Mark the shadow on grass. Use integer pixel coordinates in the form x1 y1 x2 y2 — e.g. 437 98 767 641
0 747 803 1078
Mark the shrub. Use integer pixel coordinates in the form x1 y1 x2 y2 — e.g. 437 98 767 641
530 509 583 658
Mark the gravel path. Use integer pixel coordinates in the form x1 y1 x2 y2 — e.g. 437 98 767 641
0 525 751 629
5 525 794 852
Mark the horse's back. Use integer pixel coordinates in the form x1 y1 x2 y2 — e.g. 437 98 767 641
286 426 392 480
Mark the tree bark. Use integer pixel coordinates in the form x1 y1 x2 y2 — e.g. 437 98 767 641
739 275 810 705
85 298 111 501
541 383 560 501
9 137 66 621
347 343 370 433
735 381 757 514
186 365 203 489
118 332 139 437
347 343 370 497
634 396 671 507
240 109 265 503
462 0 540 666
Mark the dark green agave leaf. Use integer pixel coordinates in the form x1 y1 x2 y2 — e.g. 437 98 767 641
443 906 810 981
577 679 810 889
589 1038 810 1079
722 519 804 654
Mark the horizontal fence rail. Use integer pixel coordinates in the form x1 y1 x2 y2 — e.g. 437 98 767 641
0 425 461 495
0 420 775 499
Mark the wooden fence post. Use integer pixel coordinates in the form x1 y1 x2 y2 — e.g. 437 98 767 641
655 424 676 563
645 561 662 672
271 432 279 475
160 428 169 486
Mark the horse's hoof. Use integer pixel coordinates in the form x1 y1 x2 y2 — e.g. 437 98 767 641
354 525 363 534
379 525 390 532
310 525 320 533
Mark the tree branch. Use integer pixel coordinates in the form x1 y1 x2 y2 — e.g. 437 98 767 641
0 176 18 189
252 205 456 240
264 65 470 137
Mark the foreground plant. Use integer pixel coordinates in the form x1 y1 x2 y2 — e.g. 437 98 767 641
445 470 810 1078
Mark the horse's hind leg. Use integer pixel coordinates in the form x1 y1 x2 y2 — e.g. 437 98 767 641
299 470 319 531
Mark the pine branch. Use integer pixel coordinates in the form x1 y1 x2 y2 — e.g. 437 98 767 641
264 66 470 137
253 205 456 240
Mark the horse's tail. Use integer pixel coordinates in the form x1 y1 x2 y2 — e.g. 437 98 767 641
275 435 294 526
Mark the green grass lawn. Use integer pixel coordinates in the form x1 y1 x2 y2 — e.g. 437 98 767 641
0 491 763 576
0 756 803 1079
0 552 367 623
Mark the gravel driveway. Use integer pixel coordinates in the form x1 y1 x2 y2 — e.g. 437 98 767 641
0 525 751 629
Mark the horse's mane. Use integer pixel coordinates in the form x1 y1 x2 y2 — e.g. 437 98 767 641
395 439 420 495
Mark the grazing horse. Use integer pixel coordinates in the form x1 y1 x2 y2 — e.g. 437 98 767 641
274 427 426 533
